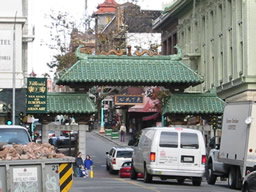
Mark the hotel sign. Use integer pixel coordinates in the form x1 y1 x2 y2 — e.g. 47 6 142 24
27 78 47 113
0 30 13 72
115 95 144 105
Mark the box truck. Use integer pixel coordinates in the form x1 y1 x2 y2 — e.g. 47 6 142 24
206 101 256 189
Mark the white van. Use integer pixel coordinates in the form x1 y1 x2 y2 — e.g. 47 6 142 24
131 127 206 186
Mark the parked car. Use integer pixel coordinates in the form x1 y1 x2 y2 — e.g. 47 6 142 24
49 131 78 149
48 130 56 138
106 147 134 174
119 161 143 178
242 166 256 192
131 127 206 185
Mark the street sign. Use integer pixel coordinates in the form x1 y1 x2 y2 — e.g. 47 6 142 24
27 78 47 114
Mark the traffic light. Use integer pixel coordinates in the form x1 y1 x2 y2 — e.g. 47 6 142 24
6 112 12 125
217 116 222 129
6 120 12 125
18 112 24 125
211 116 218 130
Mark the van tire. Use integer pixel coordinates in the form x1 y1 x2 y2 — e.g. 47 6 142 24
242 183 249 192
192 177 202 186
177 178 185 184
228 167 237 189
130 164 137 180
207 162 217 185
144 167 152 183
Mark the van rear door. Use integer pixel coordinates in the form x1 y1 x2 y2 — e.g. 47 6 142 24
156 131 179 169
179 132 202 170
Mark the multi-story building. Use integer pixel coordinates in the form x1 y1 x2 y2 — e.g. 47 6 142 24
92 0 118 54
0 0 34 124
153 0 256 102
95 2 161 53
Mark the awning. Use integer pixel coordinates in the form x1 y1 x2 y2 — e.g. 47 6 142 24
128 96 160 113
142 112 160 121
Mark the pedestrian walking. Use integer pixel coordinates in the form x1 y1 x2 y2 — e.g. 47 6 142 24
84 155 94 178
119 123 126 142
75 152 83 177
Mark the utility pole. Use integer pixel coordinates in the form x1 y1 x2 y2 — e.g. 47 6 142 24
12 11 17 125
85 0 88 30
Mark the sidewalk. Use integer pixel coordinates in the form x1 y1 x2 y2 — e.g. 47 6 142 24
91 129 131 147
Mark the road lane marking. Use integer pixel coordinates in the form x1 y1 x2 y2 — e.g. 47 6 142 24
115 178 161 192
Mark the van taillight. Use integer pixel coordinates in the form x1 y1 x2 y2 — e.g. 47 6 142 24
112 158 116 164
201 155 206 164
150 152 156 162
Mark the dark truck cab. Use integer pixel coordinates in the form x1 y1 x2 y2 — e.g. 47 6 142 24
0 125 31 145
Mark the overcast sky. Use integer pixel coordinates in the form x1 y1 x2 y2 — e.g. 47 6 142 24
28 0 173 78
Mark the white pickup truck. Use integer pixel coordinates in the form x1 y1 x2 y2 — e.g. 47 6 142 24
0 125 31 145
206 101 256 189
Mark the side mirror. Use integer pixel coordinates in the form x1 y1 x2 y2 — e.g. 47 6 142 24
245 116 253 124
128 139 137 146
106 152 109 155
215 144 220 150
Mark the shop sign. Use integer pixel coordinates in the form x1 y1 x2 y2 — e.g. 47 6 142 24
115 95 144 105
27 78 47 113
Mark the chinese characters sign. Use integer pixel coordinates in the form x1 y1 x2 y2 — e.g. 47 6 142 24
115 95 144 105
27 78 47 113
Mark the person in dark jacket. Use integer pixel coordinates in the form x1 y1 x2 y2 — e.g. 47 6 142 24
75 152 83 177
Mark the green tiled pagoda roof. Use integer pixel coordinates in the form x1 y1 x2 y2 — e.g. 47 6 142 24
47 93 96 114
57 48 203 88
162 92 225 115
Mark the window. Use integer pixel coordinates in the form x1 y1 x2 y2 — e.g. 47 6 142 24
109 148 114 156
116 151 133 158
0 129 30 144
159 132 178 148
180 133 199 149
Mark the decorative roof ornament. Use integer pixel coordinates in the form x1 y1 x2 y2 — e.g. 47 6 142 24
169 45 183 61
134 45 160 56
75 45 88 60
29 70 37 77
100 47 124 56
135 50 160 57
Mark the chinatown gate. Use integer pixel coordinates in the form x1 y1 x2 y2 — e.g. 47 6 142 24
38 45 224 159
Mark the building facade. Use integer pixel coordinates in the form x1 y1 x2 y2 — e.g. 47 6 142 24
92 0 118 54
0 0 34 124
154 0 256 101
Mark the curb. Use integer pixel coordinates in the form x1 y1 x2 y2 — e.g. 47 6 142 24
92 131 128 147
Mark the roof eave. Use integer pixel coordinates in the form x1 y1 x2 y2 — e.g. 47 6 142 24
153 0 192 30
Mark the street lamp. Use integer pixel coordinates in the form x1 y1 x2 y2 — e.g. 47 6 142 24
99 99 105 134
12 11 17 125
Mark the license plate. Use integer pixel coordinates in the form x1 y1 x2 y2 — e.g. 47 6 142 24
181 156 194 163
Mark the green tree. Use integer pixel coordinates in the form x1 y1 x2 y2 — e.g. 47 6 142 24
44 10 94 77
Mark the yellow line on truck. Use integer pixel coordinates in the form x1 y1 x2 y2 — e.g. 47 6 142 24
59 163 73 192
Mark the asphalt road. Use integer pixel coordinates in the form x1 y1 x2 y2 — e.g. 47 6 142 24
70 132 238 192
